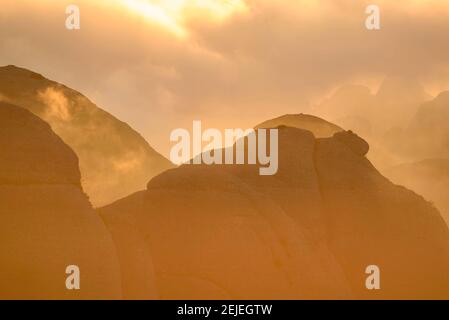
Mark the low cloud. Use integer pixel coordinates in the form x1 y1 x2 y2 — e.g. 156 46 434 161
38 87 72 121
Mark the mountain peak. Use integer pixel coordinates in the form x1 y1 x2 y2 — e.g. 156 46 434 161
0 65 45 80
255 113 343 138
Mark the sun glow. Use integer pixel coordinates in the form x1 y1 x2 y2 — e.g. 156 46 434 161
116 0 247 37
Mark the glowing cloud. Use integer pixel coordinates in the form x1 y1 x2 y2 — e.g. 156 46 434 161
116 0 247 37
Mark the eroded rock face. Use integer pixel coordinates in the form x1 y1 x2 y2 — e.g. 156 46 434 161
332 131 369 157
100 128 351 299
100 127 449 299
0 103 123 299
316 133 449 299
0 65 174 206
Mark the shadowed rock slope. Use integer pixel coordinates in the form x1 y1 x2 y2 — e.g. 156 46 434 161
0 102 123 299
0 65 174 206
385 158 449 225
100 127 449 299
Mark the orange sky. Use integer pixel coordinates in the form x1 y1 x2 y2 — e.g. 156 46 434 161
1 0 449 156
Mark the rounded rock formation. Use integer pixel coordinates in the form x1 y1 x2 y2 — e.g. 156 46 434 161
0 102 123 299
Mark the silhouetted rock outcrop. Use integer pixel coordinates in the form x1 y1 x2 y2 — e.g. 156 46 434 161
333 130 369 156
0 65 174 206
100 127 351 299
0 102 123 299
100 127 449 299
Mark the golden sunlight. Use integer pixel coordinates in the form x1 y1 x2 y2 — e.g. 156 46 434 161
116 0 247 37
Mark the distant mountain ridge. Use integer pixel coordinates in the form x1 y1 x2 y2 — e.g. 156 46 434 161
315 77 431 136
0 65 174 207
401 91 449 160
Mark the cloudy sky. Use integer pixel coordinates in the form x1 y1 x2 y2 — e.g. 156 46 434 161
1 0 449 156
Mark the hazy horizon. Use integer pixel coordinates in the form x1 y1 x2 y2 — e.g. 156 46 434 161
2 0 449 157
